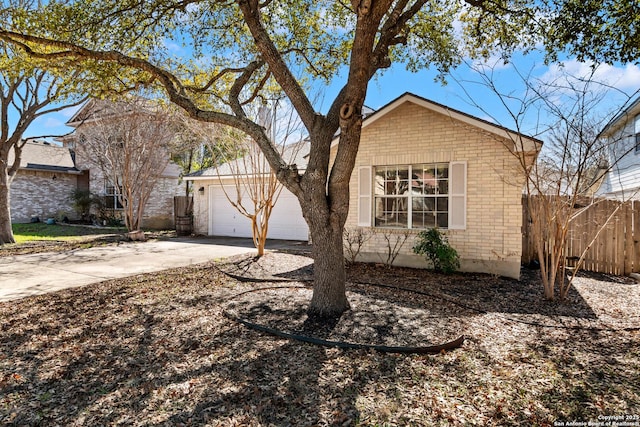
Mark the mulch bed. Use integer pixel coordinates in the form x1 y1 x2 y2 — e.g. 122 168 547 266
1 249 639 426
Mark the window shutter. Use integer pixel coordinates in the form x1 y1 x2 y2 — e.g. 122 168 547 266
358 166 372 226
449 161 466 230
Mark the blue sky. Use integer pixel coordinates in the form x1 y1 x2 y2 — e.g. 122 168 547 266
23 51 640 142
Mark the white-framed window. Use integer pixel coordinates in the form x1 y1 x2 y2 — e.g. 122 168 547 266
104 180 124 210
359 162 466 230
634 114 640 153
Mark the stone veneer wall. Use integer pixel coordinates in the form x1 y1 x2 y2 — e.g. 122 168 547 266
77 157 184 229
141 176 185 229
10 170 78 223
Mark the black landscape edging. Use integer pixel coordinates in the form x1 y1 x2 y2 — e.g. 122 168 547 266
222 298 465 355
219 270 639 338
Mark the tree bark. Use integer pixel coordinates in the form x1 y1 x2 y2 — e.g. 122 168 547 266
307 217 350 318
0 167 15 244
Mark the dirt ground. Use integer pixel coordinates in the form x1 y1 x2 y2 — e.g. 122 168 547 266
1 249 639 426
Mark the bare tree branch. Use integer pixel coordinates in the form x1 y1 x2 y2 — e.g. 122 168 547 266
75 98 177 232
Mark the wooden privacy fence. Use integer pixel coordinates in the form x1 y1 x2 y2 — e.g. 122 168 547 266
522 196 640 276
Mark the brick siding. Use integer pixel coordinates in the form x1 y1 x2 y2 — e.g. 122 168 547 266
10 170 78 223
343 101 532 279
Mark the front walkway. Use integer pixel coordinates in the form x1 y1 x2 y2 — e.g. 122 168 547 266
0 237 307 302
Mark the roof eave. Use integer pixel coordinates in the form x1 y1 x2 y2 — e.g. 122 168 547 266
20 166 82 175
184 169 307 181
599 96 640 138
331 92 543 152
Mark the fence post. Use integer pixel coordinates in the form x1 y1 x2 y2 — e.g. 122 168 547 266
624 202 633 275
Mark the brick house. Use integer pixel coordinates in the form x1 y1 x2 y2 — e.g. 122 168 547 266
9 139 83 223
56 99 185 229
10 99 185 229
342 93 540 279
188 92 541 278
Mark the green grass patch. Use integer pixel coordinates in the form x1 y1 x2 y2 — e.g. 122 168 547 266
11 223 124 243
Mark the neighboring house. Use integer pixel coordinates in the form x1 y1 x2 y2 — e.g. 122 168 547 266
9 139 84 223
187 92 541 279
185 140 310 241
596 95 640 200
56 99 185 229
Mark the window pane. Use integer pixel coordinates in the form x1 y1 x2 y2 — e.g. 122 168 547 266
410 169 424 193
436 196 448 211
395 167 409 195
438 180 448 194
414 164 436 193
374 196 408 228
412 196 424 211
437 165 449 179
437 213 448 228
374 163 451 230
412 210 435 228
413 196 435 212
375 166 409 196
374 168 387 195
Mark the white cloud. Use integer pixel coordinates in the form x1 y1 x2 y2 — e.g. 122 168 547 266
540 60 640 91
478 114 497 124
23 113 71 138
162 38 181 52
43 117 65 128
60 104 83 118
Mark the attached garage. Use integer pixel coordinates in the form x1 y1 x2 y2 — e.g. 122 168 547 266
208 185 309 241
185 140 310 241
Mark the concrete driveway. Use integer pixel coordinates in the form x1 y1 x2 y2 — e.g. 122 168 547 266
0 237 306 302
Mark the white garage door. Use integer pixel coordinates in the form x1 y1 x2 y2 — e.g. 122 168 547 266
209 185 309 241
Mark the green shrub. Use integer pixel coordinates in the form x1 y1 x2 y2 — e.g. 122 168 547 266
413 228 460 274
70 189 93 220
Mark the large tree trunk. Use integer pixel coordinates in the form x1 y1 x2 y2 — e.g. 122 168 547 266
307 218 350 318
295 118 354 318
0 168 15 244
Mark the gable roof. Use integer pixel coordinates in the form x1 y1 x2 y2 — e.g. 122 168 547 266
185 139 310 180
11 139 80 174
65 99 96 126
332 92 542 152
599 95 640 138
66 97 160 128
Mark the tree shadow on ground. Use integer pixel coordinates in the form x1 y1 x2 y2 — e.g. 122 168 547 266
520 327 640 421
227 284 470 347
346 263 599 319
219 250 600 323
2 261 637 425
0 276 408 426
216 250 314 282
